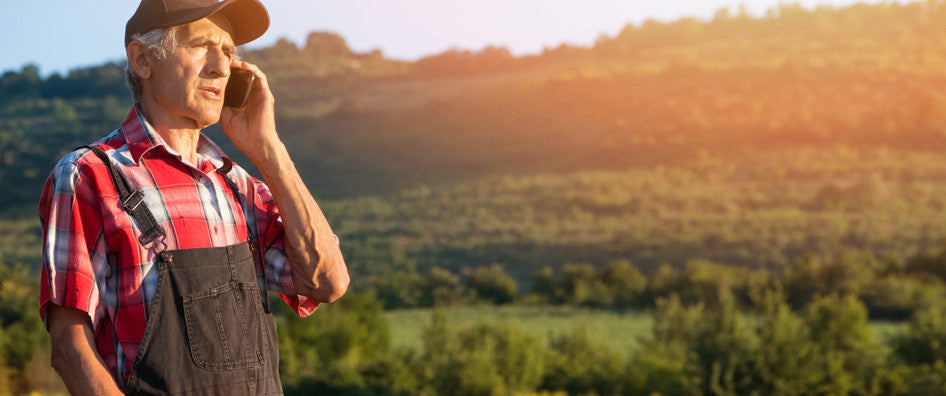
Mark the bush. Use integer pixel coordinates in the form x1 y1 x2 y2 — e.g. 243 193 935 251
893 304 946 366
467 264 518 304
555 263 613 306
802 294 892 395
420 268 466 307
0 267 46 394
541 328 625 395
601 260 647 307
277 292 392 391
422 312 545 396
374 272 424 309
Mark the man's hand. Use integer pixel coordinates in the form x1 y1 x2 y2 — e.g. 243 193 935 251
47 304 124 396
219 60 279 162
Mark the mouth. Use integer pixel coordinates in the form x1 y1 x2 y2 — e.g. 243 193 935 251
199 86 222 98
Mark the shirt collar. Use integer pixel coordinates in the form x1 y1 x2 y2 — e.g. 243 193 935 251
121 104 234 174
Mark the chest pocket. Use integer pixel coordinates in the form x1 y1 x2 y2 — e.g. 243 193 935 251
182 280 272 371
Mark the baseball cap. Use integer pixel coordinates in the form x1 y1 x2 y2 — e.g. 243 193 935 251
125 0 269 47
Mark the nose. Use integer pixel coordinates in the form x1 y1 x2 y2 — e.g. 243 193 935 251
206 46 231 78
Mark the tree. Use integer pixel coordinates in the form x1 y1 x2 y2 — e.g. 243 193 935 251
420 267 465 307
276 292 392 391
601 260 647 307
467 264 517 304
422 314 545 396
305 32 352 57
541 328 625 395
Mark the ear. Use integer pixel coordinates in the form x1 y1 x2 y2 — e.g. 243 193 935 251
126 41 153 80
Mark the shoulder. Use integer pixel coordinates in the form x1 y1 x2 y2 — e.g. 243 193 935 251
45 130 124 195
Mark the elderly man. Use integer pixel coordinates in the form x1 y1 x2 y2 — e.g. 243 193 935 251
38 0 349 394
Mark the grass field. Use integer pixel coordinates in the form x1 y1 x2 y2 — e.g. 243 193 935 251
385 305 654 354
385 305 907 355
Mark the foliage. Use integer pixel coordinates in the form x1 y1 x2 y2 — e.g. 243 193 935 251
892 303 946 377
421 312 545 396
277 292 392 393
466 263 518 304
0 267 53 394
627 290 901 396
540 327 625 395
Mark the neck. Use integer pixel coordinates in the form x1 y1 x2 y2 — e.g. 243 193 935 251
138 98 203 165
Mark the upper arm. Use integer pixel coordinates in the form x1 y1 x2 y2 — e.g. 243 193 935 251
47 304 95 346
46 304 124 395
39 152 106 327
47 304 99 372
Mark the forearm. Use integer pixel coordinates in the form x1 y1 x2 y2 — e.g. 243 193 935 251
47 305 123 396
252 140 349 302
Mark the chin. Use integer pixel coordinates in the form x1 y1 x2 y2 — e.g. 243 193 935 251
193 109 222 128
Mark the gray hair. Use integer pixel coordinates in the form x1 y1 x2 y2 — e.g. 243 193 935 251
124 26 179 103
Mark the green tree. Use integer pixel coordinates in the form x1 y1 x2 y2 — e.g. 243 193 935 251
422 313 545 396
803 294 891 395
746 286 821 395
420 267 465 307
893 303 946 366
541 327 625 395
0 267 46 394
556 263 611 306
277 292 391 391
467 263 518 304
374 272 423 309
600 259 647 307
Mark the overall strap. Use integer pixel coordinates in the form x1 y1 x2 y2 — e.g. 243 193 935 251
220 172 270 313
82 145 166 246
221 176 255 246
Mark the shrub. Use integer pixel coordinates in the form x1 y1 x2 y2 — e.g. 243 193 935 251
893 304 946 366
422 312 545 395
601 260 647 307
420 268 467 307
541 328 625 395
467 264 518 304
277 292 392 391
374 272 424 309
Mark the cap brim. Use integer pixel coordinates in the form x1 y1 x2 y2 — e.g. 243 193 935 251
131 0 269 47
212 0 269 46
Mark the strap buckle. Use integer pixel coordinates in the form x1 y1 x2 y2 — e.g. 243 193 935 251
122 191 165 245
138 227 165 246
122 190 146 212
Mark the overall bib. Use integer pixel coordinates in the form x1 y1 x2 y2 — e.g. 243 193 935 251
85 146 282 395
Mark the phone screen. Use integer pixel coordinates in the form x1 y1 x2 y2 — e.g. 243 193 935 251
224 68 255 108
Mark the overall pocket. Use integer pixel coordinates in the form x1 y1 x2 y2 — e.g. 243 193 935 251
182 282 269 371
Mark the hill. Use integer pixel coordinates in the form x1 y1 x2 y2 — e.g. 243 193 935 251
9 3 946 392
4 1 946 277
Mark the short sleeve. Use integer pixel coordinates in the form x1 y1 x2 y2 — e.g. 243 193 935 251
250 179 320 317
38 152 109 329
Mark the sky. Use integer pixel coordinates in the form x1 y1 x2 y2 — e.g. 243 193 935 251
0 0 892 76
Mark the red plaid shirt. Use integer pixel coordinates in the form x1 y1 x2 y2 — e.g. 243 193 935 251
39 105 319 386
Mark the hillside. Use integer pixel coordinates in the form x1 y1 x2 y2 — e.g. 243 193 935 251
244 1 946 199
9 3 946 393
4 1 946 273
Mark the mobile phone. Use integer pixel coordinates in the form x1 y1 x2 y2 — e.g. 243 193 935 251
224 68 255 108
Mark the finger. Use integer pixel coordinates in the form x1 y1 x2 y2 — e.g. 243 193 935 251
237 61 270 89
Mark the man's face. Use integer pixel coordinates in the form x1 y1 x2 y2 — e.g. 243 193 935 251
148 15 236 129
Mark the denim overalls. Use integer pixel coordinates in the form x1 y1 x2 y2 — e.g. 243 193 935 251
85 145 282 395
